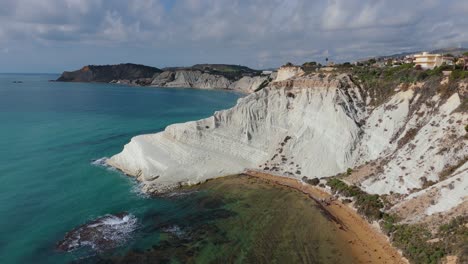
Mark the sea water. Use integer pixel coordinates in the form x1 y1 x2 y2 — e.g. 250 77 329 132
0 74 357 263
0 74 240 263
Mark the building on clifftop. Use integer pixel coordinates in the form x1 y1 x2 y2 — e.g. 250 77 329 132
413 52 443 70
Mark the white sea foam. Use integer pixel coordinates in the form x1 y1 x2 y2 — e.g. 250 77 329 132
163 190 199 198
161 225 185 238
130 182 150 198
57 213 138 252
92 157 149 198
91 157 118 172
91 157 109 167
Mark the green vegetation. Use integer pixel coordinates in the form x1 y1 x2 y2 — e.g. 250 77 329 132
301 176 319 186
302 61 317 67
388 216 468 264
254 76 273 92
391 224 445 264
328 177 468 264
302 61 321 73
326 178 383 220
327 177 468 263
191 64 262 80
450 69 468 80
438 216 468 261
347 62 468 106
381 213 398 234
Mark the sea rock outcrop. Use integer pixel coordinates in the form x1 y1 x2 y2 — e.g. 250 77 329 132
108 73 467 224
56 213 137 252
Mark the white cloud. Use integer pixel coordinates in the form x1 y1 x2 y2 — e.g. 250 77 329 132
0 0 467 70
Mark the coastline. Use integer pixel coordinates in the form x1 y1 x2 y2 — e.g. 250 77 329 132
242 170 408 264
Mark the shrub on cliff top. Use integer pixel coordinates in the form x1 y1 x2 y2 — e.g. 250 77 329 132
302 176 319 186
382 213 467 264
450 69 468 80
392 224 446 264
326 178 384 221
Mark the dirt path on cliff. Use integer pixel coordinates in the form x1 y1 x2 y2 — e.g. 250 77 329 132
243 170 408 264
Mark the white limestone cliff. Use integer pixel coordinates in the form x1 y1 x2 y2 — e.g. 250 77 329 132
228 76 270 93
149 70 272 92
275 65 305 82
108 73 467 223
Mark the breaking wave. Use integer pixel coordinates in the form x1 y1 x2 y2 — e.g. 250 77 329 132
57 213 138 252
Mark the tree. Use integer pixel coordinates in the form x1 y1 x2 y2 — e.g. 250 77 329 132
302 61 317 67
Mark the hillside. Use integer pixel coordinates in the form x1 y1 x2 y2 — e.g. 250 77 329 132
56 63 162 83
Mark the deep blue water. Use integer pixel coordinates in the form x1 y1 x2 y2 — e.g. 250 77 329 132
0 74 241 263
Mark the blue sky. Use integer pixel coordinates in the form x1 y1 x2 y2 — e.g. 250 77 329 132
0 0 467 73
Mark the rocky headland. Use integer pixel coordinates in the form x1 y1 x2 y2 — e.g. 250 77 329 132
57 63 273 93
56 63 162 83
107 63 467 263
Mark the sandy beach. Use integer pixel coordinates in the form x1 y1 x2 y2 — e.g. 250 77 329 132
243 170 408 264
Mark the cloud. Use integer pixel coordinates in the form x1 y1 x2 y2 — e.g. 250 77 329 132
0 0 467 72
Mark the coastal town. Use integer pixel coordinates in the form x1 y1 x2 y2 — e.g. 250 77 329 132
357 50 468 70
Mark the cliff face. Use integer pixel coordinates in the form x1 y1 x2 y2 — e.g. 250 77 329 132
108 73 467 224
149 70 271 91
108 74 365 192
275 65 305 81
150 70 232 89
56 63 162 83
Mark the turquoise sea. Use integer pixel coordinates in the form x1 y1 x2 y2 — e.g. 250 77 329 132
0 74 358 264
0 74 242 263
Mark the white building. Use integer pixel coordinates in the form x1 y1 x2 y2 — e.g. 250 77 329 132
413 52 443 70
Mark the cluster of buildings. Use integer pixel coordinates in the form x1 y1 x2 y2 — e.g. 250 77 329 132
356 51 468 70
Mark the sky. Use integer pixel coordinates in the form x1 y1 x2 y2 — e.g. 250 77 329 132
0 0 467 73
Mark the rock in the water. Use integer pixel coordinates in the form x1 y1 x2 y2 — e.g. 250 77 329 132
56 212 137 252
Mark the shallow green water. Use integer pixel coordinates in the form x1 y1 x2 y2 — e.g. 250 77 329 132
0 74 241 263
99 176 357 264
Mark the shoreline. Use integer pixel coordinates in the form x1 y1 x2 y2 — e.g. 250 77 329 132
243 170 408 264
